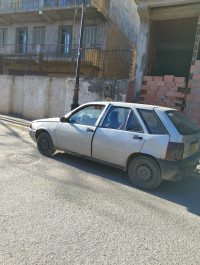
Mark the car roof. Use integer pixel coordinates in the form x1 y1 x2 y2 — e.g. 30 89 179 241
87 101 176 112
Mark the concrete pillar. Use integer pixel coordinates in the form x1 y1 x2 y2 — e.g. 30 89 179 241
133 7 150 102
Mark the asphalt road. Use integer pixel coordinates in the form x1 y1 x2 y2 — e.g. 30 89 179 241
0 120 200 265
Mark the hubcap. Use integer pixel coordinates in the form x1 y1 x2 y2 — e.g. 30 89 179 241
135 163 153 182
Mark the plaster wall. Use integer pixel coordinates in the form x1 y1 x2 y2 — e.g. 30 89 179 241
0 75 13 113
0 75 130 120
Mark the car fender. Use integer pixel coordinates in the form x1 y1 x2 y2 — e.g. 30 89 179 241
35 123 58 146
140 134 170 160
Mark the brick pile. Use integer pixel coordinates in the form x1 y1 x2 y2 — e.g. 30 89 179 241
184 60 200 126
139 75 187 110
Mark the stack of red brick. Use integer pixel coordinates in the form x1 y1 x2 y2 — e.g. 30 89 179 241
139 75 187 110
184 60 200 126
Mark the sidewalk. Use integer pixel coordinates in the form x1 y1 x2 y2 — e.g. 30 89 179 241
0 114 30 131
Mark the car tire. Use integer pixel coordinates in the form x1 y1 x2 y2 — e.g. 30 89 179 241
128 156 162 190
37 132 55 156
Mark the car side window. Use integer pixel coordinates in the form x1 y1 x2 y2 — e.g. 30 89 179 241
69 105 105 126
126 111 143 133
102 106 130 130
138 109 166 135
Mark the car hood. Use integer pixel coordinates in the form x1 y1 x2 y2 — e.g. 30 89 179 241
33 117 60 123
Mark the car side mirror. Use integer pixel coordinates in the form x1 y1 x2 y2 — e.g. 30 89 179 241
60 117 70 123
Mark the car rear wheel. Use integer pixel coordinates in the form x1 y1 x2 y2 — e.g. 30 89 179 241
128 156 162 190
37 132 55 156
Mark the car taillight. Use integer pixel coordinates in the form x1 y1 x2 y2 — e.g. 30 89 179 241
165 142 184 161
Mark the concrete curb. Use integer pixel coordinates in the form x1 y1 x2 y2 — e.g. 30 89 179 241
0 114 30 131
6 123 29 131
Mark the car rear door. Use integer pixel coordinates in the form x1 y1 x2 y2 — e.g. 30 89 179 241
56 104 106 157
92 106 146 167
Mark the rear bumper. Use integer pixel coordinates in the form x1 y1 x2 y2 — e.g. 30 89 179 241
158 151 200 181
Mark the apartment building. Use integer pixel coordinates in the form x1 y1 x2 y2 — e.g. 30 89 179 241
0 0 139 79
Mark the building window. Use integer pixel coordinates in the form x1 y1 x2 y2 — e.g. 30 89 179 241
0 0 5 12
83 26 97 48
16 28 28 54
61 0 67 6
0 28 7 46
59 26 72 56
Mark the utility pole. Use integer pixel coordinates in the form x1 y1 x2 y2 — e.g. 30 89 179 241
71 0 87 110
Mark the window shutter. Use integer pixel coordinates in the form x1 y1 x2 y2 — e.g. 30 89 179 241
83 26 97 47
33 27 45 44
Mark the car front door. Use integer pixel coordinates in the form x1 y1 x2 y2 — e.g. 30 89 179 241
92 106 146 167
56 104 105 157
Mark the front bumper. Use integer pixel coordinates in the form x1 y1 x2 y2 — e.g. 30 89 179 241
29 129 37 142
158 151 200 181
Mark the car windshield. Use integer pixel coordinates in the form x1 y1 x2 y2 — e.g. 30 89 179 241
167 110 200 135
69 105 105 126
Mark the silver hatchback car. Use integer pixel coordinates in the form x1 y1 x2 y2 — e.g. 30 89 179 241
29 102 200 190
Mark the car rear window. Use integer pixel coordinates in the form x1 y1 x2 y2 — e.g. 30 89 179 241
137 109 166 135
167 110 200 135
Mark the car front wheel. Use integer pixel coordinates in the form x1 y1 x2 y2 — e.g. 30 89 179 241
128 156 162 190
37 132 55 156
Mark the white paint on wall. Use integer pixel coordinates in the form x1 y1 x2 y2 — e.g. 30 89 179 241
0 75 130 120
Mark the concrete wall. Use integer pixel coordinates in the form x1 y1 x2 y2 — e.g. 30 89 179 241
109 0 140 47
0 75 130 120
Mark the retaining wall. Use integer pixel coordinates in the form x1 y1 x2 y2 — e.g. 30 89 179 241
0 76 130 120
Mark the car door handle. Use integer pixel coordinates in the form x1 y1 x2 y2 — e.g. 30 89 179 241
133 135 143 140
86 128 94 133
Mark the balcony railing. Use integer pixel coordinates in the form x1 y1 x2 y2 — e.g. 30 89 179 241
0 0 91 13
0 43 100 56
44 0 91 8
0 0 40 13
0 44 134 79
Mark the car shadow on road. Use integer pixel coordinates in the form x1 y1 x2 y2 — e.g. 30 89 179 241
52 152 132 187
52 152 200 217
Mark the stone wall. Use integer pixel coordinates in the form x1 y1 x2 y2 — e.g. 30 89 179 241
0 75 130 120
